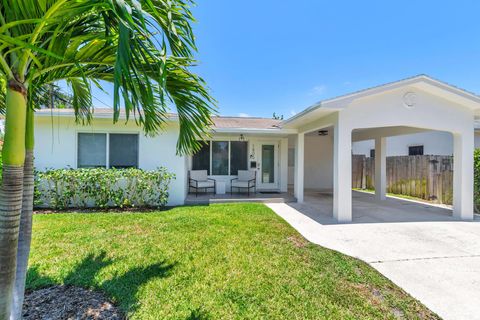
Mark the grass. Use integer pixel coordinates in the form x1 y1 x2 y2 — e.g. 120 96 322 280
27 203 438 319
353 188 441 203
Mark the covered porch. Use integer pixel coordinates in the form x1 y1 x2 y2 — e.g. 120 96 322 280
185 191 295 205
284 76 480 223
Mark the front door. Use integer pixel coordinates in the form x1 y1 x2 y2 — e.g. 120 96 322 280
258 142 278 189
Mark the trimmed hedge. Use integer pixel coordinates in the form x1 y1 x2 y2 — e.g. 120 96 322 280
35 167 174 210
474 149 480 213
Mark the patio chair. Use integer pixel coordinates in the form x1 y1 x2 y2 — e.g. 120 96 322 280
231 170 256 196
189 170 216 197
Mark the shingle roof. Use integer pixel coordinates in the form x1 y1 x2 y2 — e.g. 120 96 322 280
211 116 281 129
35 108 282 130
35 108 178 119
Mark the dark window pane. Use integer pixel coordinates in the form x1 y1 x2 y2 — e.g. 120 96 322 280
262 144 275 183
109 134 139 168
78 133 106 168
230 141 248 175
212 141 229 175
409 145 424 156
370 149 375 158
192 141 210 174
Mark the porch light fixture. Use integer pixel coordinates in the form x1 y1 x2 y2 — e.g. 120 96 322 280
239 134 246 141
318 130 328 136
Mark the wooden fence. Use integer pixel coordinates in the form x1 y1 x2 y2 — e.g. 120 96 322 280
352 155 454 205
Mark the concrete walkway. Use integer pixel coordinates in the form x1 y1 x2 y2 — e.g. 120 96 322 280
267 192 480 320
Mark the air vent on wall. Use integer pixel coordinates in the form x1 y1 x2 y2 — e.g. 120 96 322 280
318 130 328 136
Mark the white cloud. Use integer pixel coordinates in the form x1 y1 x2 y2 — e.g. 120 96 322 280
290 110 297 116
237 113 251 117
310 84 327 96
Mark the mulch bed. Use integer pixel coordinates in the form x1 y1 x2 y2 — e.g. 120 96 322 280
23 286 123 320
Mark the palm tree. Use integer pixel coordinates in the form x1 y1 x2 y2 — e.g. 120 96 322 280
0 1 215 318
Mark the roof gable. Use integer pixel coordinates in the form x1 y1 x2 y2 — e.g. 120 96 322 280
283 75 480 128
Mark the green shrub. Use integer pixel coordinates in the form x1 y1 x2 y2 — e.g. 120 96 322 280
474 149 480 213
35 167 174 210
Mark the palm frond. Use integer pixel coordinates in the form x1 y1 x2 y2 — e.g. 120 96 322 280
0 0 216 154
67 77 92 124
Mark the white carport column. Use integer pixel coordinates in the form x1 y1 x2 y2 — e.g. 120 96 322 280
453 130 474 220
333 117 352 222
374 137 387 200
294 133 305 203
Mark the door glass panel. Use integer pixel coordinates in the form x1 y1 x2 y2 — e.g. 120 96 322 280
262 145 275 183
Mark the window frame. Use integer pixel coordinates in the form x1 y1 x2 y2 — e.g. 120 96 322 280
76 131 140 169
191 139 249 176
408 145 424 156
77 132 107 168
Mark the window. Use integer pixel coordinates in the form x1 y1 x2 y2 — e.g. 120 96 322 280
78 133 107 168
192 141 210 174
409 145 424 156
370 149 375 158
191 140 249 176
230 141 248 175
109 134 139 168
77 133 139 168
212 141 229 175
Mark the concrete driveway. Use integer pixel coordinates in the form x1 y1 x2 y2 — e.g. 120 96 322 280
267 191 480 320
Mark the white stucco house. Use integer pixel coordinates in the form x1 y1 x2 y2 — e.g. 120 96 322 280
34 75 480 222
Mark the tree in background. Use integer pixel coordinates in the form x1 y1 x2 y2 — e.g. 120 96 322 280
37 84 72 109
0 1 215 318
272 112 284 120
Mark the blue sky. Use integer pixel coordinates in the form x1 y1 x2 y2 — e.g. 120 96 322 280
92 0 480 119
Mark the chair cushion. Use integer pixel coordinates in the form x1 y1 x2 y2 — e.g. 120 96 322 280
231 180 251 188
197 180 215 188
190 170 208 181
237 170 255 182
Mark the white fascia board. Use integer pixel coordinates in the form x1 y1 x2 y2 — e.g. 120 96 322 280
211 128 297 135
35 111 179 122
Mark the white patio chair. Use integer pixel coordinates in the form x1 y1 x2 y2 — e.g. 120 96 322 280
231 170 256 196
189 170 216 197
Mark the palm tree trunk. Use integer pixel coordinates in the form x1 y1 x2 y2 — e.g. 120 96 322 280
0 80 27 320
10 108 34 320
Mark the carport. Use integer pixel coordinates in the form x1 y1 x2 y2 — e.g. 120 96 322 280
283 75 480 222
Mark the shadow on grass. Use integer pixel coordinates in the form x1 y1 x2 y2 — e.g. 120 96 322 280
27 251 176 315
185 308 211 320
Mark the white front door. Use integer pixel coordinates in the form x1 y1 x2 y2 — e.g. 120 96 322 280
258 142 278 189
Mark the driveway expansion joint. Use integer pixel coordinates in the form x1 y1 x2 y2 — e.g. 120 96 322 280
369 254 480 264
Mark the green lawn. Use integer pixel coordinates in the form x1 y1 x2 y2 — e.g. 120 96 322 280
27 203 438 319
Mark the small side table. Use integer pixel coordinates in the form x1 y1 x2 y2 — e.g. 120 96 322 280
216 181 226 195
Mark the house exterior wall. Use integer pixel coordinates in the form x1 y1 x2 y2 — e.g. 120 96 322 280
475 132 480 149
34 116 188 206
303 135 333 190
352 131 454 157
34 116 289 205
